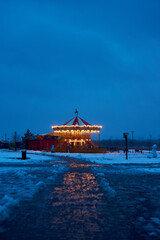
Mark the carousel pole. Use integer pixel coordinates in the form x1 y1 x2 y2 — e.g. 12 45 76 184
96 132 97 145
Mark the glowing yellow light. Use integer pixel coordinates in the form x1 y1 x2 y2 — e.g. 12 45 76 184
51 124 102 135
51 125 102 129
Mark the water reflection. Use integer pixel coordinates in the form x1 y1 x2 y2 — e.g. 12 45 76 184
68 163 103 168
69 163 91 168
49 171 104 239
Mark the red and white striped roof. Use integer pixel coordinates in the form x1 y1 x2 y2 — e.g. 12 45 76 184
63 116 91 126
52 114 102 132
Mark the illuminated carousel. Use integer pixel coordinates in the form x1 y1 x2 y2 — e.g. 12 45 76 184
52 110 103 152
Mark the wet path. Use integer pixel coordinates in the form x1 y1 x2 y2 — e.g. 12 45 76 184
1 157 160 240
46 162 106 240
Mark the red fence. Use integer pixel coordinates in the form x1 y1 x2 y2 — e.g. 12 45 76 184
28 139 57 151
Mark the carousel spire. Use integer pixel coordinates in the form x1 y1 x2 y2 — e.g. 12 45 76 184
75 109 78 116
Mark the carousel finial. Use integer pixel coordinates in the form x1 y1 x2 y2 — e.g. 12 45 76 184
75 109 78 116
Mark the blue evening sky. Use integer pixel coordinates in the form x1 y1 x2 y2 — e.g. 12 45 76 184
0 0 160 140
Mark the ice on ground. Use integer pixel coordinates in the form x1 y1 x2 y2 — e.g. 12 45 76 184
0 149 57 164
151 217 160 225
99 178 116 197
24 150 160 175
138 217 146 222
19 150 160 175
52 151 160 174
0 195 18 222
36 181 46 191
53 152 160 164
3 149 160 167
0 150 66 223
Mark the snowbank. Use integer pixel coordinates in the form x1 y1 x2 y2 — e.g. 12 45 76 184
0 195 18 222
0 150 66 223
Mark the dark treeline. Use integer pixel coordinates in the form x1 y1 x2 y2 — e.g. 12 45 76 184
100 139 160 150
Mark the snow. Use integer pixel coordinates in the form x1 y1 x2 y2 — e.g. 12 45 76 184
147 144 158 158
53 151 160 165
1 148 160 235
151 217 160 225
99 177 116 197
0 149 54 164
0 149 66 223
25 150 160 175
0 195 18 222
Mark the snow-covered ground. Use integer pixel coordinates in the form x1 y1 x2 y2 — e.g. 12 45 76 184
28 150 160 175
0 149 54 164
53 151 160 165
0 149 65 224
1 149 160 237
1 149 160 238
52 151 160 177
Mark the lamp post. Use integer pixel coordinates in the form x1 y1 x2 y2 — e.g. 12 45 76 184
123 133 129 159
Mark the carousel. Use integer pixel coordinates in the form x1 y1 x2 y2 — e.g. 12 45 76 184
27 110 105 153
52 110 103 152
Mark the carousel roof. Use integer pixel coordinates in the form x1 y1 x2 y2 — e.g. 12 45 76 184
63 116 91 126
52 114 102 132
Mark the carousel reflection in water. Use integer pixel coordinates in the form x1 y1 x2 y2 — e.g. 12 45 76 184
49 169 105 239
